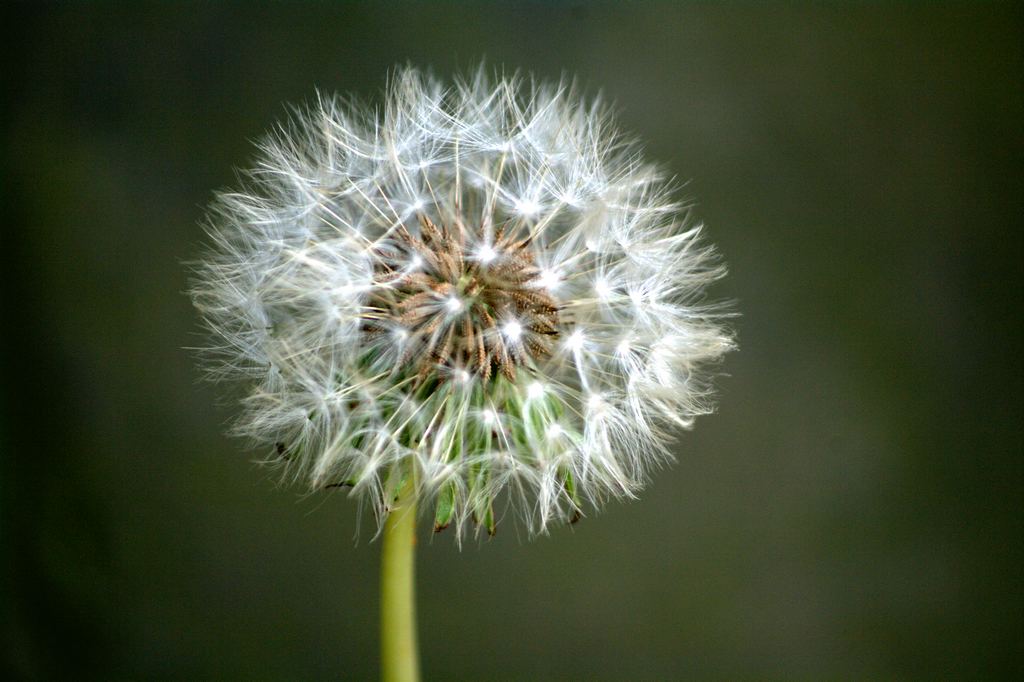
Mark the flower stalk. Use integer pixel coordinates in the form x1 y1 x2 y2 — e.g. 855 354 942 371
380 473 420 682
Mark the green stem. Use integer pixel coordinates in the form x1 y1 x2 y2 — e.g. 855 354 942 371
380 475 420 682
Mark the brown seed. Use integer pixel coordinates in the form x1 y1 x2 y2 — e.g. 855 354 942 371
367 213 560 383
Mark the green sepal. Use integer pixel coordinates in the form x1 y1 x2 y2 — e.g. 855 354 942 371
470 496 496 536
484 499 496 537
563 468 582 524
433 483 456 533
384 465 412 506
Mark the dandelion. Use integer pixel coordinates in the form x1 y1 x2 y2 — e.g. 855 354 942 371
190 66 734 681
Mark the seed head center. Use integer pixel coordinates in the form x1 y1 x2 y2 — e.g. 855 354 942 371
370 214 560 382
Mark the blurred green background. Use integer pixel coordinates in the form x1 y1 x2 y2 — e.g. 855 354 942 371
2 3 1021 680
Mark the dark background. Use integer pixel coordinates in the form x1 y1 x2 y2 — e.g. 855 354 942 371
2 3 1021 680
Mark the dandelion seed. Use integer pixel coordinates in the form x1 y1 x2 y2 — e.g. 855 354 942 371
565 329 587 352
527 382 546 400
536 268 560 291
515 197 541 216
445 296 464 313
502 320 523 341
476 244 498 263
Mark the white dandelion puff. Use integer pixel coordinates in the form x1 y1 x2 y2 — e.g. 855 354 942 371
190 66 735 540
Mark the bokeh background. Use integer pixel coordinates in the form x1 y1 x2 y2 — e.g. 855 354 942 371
3 3 1021 680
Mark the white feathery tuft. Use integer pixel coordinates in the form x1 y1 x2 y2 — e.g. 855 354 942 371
191 66 734 540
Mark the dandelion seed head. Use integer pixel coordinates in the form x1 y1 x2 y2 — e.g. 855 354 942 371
190 66 734 540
